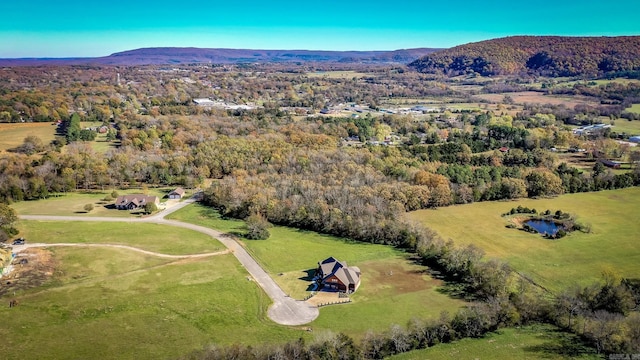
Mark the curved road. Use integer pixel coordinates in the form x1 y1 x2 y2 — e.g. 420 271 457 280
18 199 319 326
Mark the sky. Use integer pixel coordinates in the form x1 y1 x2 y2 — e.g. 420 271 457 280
2 0 640 58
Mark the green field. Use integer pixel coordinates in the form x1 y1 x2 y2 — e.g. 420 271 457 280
0 122 57 151
626 103 640 114
611 117 640 134
408 188 640 292
0 248 302 360
169 204 466 338
11 188 176 217
17 220 225 255
389 325 600 360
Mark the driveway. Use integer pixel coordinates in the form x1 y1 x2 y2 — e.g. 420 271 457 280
17 199 319 326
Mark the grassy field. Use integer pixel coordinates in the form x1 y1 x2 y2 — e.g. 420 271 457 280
611 118 640 134
169 204 466 338
11 188 179 217
0 248 303 360
17 220 225 255
0 122 57 151
305 71 369 79
389 325 600 360
626 103 640 114
408 188 640 292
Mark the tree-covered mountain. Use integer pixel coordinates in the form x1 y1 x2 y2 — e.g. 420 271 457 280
408 36 640 77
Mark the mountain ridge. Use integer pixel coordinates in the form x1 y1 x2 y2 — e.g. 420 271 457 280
0 47 440 66
408 35 640 77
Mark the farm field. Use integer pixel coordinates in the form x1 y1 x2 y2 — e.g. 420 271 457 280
168 204 466 337
0 122 57 151
407 187 640 292
473 91 600 107
626 103 640 114
0 247 302 360
389 324 600 360
611 118 640 134
17 220 225 255
10 188 177 217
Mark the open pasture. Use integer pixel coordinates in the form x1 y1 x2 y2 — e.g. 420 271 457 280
0 248 301 360
408 188 640 292
0 122 57 151
389 324 599 360
17 220 225 255
473 91 599 107
10 188 176 217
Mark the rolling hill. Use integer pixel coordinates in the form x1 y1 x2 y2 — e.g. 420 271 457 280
408 36 640 77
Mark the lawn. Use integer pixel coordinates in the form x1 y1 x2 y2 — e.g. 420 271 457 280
626 103 640 114
389 325 600 360
0 248 303 360
17 220 225 255
169 204 466 337
407 188 640 292
612 117 640 134
0 122 57 151
11 188 175 217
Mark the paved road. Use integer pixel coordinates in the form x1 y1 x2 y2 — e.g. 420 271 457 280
17 199 319 326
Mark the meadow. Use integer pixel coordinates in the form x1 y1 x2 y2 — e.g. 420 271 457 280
17 220 225 255
388 325 600 360
408 187 640 292
0 248 302 360
626 103 640 114
11 188 176 217
0 122 57 151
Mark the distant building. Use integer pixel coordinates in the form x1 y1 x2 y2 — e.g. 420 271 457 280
629 135 640 143
193 98 216 106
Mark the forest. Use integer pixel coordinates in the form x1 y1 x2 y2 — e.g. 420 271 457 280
1 52 640 358
409 36 640 77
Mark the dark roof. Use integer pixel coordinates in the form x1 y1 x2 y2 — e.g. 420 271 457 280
318 257 361 286
115 194 158 206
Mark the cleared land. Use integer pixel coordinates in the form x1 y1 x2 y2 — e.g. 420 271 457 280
11 188 177 217
408 188 640 292
626 103 640 114
473 91 599 107
0 122 57 151
0 248 302 360
17 220 225 255
167 203 466 338
389 325 599 360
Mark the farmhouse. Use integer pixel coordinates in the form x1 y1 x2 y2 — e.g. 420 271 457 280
168 187 185 199
114 194 159 210
315 257 361 293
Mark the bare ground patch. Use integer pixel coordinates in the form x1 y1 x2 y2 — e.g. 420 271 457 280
365 257 442 295
0 248 57 298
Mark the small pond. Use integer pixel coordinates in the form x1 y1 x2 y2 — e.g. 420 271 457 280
525 219 562 235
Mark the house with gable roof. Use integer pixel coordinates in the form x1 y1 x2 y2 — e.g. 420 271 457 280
315 257 361 293
114 194 159 210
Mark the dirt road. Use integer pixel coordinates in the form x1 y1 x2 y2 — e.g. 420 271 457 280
17 199 319 326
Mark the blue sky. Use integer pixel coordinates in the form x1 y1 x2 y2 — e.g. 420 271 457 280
2 0 640 57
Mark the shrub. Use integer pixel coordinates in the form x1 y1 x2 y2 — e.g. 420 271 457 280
84 204 94 212
245 213 270 240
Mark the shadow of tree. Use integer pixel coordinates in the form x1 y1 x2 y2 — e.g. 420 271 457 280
523 328 598 358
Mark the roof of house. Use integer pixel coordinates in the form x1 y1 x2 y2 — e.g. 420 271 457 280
169 187 185 196
115 194 158 206
318 257 361 286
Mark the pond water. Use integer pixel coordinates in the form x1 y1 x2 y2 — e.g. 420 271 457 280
525 219 562 235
